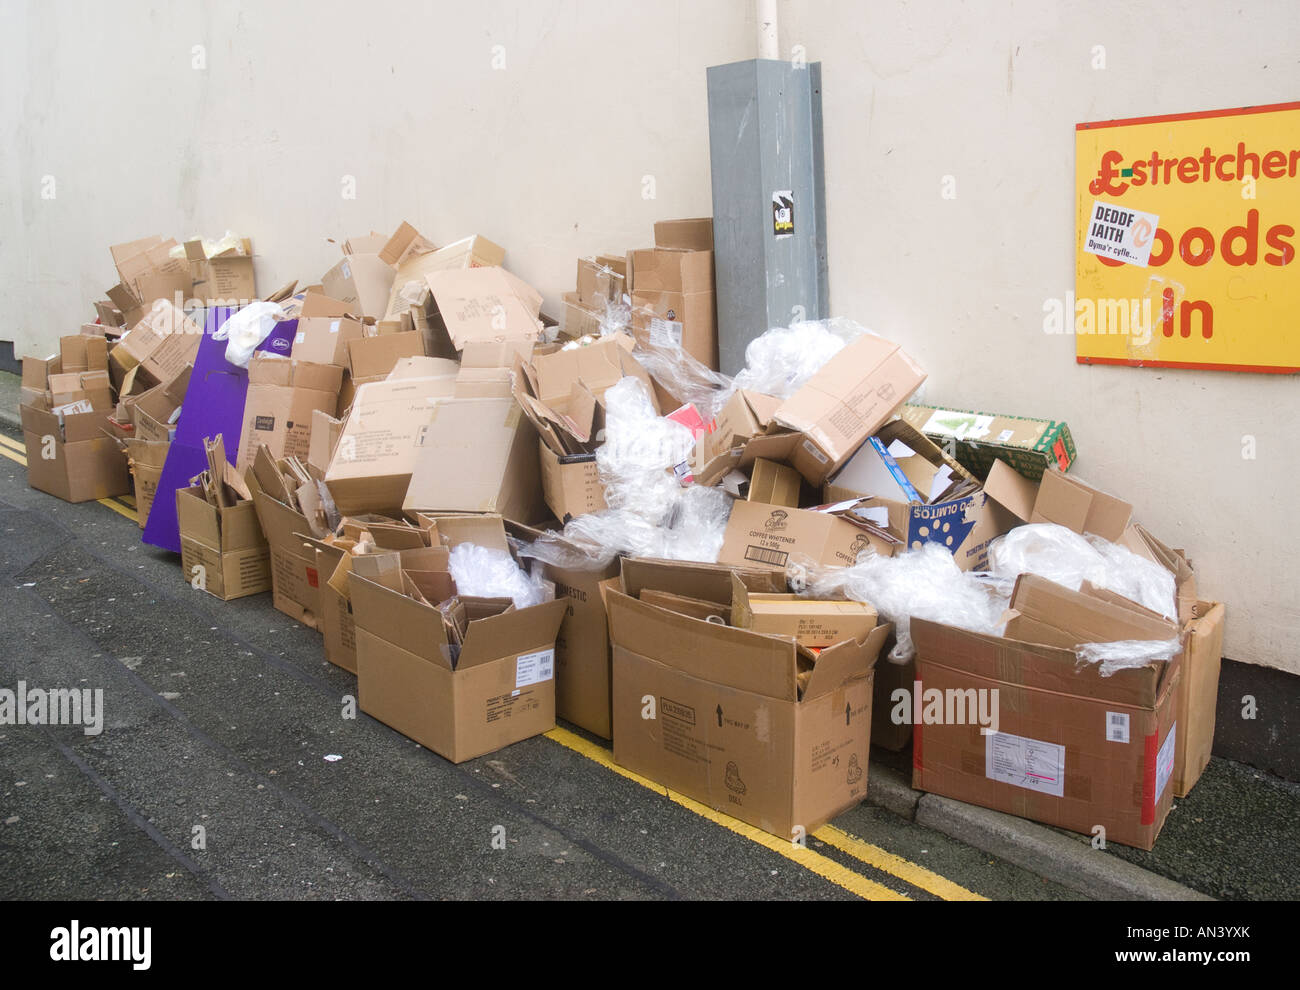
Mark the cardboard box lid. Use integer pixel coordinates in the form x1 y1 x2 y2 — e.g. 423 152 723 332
425 267 541 351
324 374 457 483
1006 573 1179 645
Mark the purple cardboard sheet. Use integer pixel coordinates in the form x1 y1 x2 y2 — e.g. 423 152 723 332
142 309 297 553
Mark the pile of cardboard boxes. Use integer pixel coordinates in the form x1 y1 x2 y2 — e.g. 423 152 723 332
15 217 1225 851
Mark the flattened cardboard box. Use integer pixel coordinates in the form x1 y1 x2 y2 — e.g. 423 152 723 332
910 618 1180 850
350 572 566 763
176 487 271 601
324 369 458 516
900 402 1075 481
1173 601 1224 797
246 457 323 629
609 558 888 838
403 396 547 525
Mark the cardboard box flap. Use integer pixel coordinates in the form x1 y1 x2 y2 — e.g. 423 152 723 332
425 267 541 351
609 586 798 700
912 617 1165 708
620 557 785 603
1030 470 1131 542
349 571 453 668
458 598 566 670
802 623 892 701
1009 573 1178 643
983 458 1040 522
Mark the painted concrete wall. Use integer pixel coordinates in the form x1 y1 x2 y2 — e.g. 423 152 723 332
3 1 1297 670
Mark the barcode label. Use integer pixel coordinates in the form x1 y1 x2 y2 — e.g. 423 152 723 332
1155 721 1176 799
1106 711 1130 743
996 429 1015 442
516 648 555 688
802 439 829 464
744 545 789 567
649 318 683 348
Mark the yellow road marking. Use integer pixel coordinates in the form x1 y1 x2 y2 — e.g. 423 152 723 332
0 434 26 453
814 824 987 901
0 444 27 466
544 726 909 901
98 498 138 522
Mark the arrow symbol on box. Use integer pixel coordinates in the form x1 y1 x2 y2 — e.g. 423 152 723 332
717 705 723 727
845 701 852 726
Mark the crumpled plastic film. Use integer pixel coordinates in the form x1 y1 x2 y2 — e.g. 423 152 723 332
987 523 1176 619
447 543 551 610
795 543 1009 662
730 318 870 399
1075 637 1182 677
596 377 696 520
212 301 285 368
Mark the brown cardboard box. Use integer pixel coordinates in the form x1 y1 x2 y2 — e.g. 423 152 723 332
654 217 714 252
186 239 257 304
116 302 204 386
505 522 623 738
560 292 605 339
1173 601 1225 797
539 443 606 522
350 570 566 763
720 500 898 571
403 396 546 524
176 486 271 601
290 292 365 367
608 557 889 839
246 448 323 628
627 246 717 368
21 403 131 503
911 617 1181 850
871 652 914 751
732 591 879 649
1004 573 1179 649
576 257 625 308
771 334 927 485
324 369 459 516
347 330 427 382
237 356 344 473
60 334 108 373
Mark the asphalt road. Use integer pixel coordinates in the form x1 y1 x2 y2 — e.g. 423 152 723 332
0 431 1084 902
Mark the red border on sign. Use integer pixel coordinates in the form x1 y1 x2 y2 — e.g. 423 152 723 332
1076 99 1300 131
1078 356 1300 374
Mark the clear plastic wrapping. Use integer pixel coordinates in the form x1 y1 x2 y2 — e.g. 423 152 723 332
987 523 1176 619
795 542 1009 662
447 543 551 610
1075 637 1182 677
730 317 870 399
596 377 696 520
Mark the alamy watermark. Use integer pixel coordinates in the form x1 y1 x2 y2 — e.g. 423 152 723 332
0 682 104 736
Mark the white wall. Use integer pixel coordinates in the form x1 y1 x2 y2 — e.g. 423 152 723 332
4 1 1297 671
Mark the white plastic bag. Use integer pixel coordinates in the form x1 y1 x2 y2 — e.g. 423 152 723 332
213 301 285 369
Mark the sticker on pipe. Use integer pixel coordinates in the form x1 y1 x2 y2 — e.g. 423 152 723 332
772 190 794 239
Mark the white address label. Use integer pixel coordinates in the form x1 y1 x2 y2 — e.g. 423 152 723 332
515 648 555 688
985 730 1065 798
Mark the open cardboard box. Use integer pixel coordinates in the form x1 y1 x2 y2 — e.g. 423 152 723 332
608 557 890 838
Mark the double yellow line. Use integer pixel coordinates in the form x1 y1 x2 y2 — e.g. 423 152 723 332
0 433 138 522
545 726 986 901
2 429 983 900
